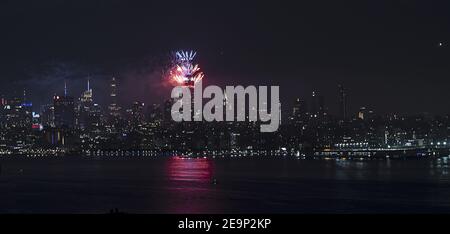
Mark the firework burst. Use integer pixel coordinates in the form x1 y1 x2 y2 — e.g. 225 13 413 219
169 50 204 87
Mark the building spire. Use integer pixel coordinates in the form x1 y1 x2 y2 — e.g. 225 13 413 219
87 77 90 91
64 80 67 96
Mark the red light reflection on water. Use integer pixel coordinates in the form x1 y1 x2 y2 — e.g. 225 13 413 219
167 156 213 182
165 156 219 213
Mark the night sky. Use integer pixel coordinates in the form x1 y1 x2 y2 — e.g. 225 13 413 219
0 0 449 115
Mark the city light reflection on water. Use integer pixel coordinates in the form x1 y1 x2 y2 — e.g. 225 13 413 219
1 157 450 213
164 156 221 213
167 156 213 183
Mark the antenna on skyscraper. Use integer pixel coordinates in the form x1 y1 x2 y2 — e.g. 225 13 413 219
64 80 67 96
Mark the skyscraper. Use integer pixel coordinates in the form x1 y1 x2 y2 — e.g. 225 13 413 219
310 91 325 117
40 104 54 127
148 103 163 124
291 98 306 124
108 77 121 118
78 79 94 129
311 91 317 116
338 84 348 120
80 78 93 104
0 96 6 128
129 101 145 128
163 98 174 123
53 95 75 128
318 95 325 116
2 95 31 129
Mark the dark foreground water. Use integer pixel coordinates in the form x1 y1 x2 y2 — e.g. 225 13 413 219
1 157 450 213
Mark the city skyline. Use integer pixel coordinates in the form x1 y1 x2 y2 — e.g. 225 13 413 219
0 73 448 158
4 77 449 121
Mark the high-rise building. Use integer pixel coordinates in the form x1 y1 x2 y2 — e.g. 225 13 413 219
40 104 54 127
163 98 174 123
310 91 325 117
78 79 94 129
108 77 121 118
80 78 93 104
127 101 145 128
54 95 75 128
338 84 348 120
148 103 163 124
310 91 317 115
1 95 32 129
291 98 306 124
318 95 325 116
0 96 5 128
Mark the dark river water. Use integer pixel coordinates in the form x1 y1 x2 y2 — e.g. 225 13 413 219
1 157 450 213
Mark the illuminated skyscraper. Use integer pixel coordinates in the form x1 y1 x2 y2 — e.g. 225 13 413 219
108 77 121 118
40 104 54 127
78 79 94 129
128 101 145 128
2 96 31 128
80 78 93 104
